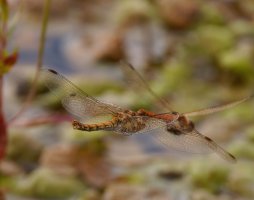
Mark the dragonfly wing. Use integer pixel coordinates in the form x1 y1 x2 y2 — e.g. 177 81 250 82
191 129 236 163
113 116 167 135
147 126 236 163
41 69 123 120
184 96 252 117
111 114 236 163
120 61 173 112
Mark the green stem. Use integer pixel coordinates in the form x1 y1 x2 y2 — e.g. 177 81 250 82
8 0 51 124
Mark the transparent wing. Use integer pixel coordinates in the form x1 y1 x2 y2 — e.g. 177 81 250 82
143 125 236 163
192 129 236 163
120 61 173 112
41 68 123 120
184 96 252 117
113 116 168 135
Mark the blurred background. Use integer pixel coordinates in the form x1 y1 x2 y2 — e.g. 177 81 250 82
1 0 254 199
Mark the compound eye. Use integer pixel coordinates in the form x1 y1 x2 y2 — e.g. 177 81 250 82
167 126 183 136
172 111 179 115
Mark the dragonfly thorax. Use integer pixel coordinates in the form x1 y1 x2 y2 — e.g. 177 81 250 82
116 113 146 134
167 115 194 134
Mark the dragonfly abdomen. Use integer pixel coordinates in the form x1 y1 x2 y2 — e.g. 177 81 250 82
72 118 118 131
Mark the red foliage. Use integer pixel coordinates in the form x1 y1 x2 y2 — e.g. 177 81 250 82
3 51 18 66
0 108 6 160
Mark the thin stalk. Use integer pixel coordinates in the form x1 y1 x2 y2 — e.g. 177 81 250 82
0 77 7 159
8 0 51 124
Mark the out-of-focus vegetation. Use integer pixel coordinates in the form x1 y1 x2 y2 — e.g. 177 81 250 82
0 0 19 177
1 0 254 199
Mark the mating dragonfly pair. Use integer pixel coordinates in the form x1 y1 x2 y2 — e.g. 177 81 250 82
41 62 251 163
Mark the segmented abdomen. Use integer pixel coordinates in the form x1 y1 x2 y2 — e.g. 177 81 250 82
72 118 118 131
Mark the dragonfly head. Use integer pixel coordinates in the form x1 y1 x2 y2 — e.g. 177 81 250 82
177 114 195 132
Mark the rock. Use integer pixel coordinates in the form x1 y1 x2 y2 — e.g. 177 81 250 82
188 161 230 193
40 143 78 176
40 138 112 188
7 132 43 170
22 0 72 18
238 0 254 19
88 29 124 62
150 161 187 182
158 170 183 181
12 167 85 198
103 184 169 200
156 0 199 28
77 0 115 23
0 191 5 200
75 146 112 188
0 160 24 177
63 28 124 66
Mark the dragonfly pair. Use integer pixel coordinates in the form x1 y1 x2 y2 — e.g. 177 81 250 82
41 62 252 163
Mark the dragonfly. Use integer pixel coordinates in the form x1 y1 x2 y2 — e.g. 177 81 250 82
41 62 252 163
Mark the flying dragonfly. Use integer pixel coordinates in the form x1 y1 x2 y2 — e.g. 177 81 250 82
41 62 252 163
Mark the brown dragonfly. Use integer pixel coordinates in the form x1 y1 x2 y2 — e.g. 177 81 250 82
41 62 251 163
